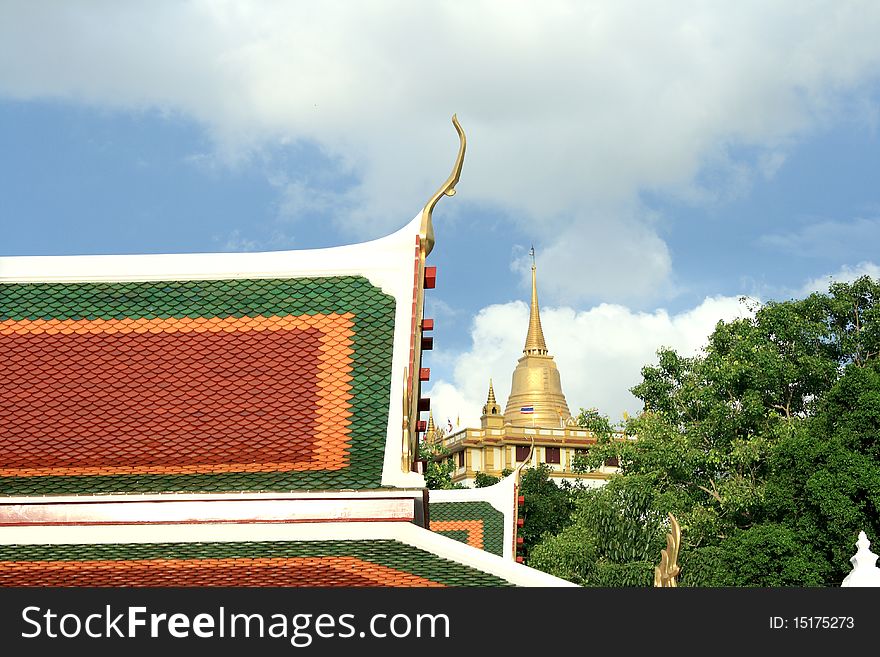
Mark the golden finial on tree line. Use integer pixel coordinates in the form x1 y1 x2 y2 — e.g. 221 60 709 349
654 512 681 587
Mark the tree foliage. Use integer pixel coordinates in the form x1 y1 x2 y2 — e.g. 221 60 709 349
418 441 464 490
762 362 880 578
572 408 618 473
517 464 580 559
474 472 501 488
575 407 616 437
530 276 880 586
528 475 665 586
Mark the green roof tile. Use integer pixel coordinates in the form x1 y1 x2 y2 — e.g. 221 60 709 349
430 501 505 556
0 540 513 587
0 276 397 495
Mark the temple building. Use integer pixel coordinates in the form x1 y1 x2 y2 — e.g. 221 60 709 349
0 117 571 587
429 254 625 488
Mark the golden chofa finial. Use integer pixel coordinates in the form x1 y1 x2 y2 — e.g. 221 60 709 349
654 513 682 587
420 114 467 257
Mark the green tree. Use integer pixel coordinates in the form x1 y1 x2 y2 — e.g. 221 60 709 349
529 475 665 586
680 523 829 587
517 464 581 559
474 472 501 488
575 407 615 437
529 276 880 586
823 276 880 367
572 408 618 473
763 361 880 583
419 441 463 490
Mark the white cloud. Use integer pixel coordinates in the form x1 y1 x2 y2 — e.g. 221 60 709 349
798 261 880 295
512 209 675 304
216 228 258 252
758 150 788 180
3 2 880 301
424 297 466 323
427 294 751 428
760 217 880 259
274 179 350 224
213 227 297 252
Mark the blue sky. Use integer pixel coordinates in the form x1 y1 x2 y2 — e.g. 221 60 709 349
2 2 880 426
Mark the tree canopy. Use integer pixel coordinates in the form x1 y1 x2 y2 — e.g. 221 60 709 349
419 438 465 490
531 276 880 586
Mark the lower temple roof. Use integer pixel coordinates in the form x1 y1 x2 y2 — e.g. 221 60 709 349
0 539 511 587
0 521 573 587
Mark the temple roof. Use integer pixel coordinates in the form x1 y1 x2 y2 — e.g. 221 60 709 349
0 216 428 494
0 538 510 587
0 117 578 587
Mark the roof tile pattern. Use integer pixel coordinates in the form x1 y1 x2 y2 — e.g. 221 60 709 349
429 502 504 556
0 540 512 587
0 277 395 494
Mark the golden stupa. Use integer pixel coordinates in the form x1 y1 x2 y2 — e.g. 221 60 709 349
433 248 623 488
502 253 572 428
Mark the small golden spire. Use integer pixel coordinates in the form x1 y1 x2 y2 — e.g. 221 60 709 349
482 378 504 427
523 246 548 355
425 412 436 443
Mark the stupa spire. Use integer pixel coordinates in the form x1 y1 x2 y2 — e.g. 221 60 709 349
481 378 503 428
425 412 436 443
523 246 548 355
503 245 572 427
486 378 497 406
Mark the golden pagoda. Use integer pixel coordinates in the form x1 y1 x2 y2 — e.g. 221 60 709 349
435 251 624 487
503 249 572 428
